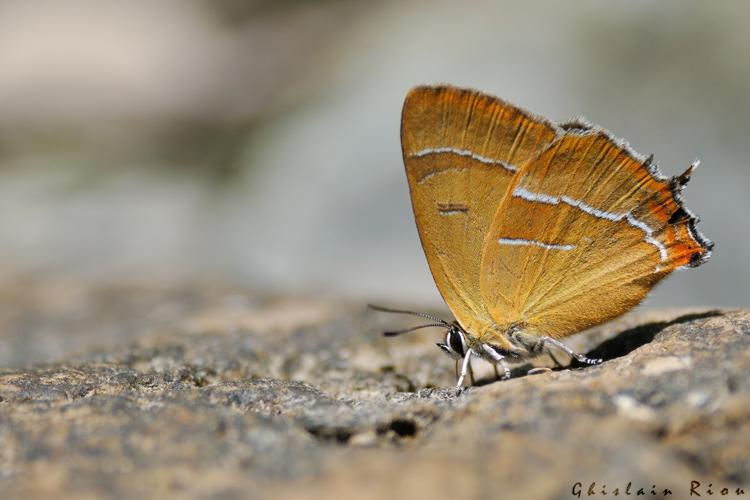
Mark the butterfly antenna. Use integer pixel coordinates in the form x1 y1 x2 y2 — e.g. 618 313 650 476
383 323 449 337
367 304 450 326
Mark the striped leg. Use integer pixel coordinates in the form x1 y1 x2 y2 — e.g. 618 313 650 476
540 337 603 365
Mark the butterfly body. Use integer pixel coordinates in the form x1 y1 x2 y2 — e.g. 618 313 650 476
388 85 712 389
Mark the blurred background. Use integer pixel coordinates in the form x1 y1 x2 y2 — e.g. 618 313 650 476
0 0 747 337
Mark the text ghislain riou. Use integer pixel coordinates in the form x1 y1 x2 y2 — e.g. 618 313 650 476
572 481 745 498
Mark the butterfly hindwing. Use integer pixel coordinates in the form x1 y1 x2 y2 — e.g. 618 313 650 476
479 130 712 339
401 85 559 334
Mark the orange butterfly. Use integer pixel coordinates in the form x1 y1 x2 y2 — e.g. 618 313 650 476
375 85 712 390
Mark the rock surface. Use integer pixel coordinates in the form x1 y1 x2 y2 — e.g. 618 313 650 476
0 284 747 499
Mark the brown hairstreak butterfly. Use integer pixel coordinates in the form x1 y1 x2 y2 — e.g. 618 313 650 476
372 85 712 391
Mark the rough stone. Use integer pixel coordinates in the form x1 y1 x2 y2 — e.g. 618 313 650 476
0 285 747 499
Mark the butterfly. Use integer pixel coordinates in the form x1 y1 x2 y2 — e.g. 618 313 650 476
374 85 712 390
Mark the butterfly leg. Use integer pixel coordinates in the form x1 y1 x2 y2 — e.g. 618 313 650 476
480 344 511 380
540 337 603 365
455 348 474 394
548 350 566 368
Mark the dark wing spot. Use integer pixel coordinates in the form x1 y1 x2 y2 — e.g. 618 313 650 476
690 252 702 265
559 118 593 133
668 207 689 224
672 164 695 187
437 202 469 215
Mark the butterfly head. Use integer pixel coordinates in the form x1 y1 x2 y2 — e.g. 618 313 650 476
435 324 469 360
440 324 527 361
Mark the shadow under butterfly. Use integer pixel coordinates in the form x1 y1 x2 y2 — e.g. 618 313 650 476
373 85 713 393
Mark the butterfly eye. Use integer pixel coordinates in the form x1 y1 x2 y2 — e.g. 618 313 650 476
447 328 465 357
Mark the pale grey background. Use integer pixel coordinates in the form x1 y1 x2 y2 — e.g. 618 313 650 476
0 0 746 309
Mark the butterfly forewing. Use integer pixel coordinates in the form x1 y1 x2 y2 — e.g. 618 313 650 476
479 130 712 339
401 86 559 334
